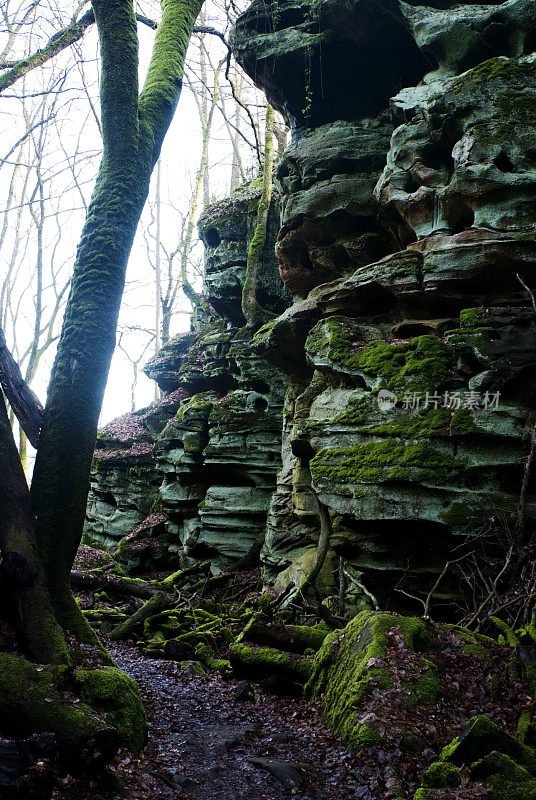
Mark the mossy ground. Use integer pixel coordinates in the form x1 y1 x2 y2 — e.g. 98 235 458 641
306 613 535 796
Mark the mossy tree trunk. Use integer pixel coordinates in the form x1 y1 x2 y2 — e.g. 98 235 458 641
0 0 203 663
241 102 275 330
0 392 68 665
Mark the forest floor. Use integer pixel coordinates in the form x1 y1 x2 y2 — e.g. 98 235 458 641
50 640 370 800
40 548 530 800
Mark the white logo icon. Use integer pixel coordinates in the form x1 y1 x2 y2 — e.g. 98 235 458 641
377 389 397 413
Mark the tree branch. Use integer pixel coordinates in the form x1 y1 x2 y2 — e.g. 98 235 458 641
0 10 164 95
344 569 380 611
225 52 261 163
517 273 536 311
138 0 204 167
0 10 96 95
193 25 228 45
0 326 43 448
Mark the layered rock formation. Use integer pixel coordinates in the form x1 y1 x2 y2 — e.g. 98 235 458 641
85 185 289 572
230 0 536 610
87 0 536 615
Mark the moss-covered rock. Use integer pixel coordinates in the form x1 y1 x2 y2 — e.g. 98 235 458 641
306 612 438 751
0 654 121 764
440 715 536 769
471 751 536 799
421 760 461 789
74 666 147 754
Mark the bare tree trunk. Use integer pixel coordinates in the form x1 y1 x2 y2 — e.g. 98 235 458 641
274 119 288 163
154 158 163 400
180 54 224 308
162 306 171 343
241 103 274 329
230 68 244 191
199 23 211 207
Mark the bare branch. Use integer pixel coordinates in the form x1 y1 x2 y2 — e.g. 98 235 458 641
0 326 43 448
193 25 228 45
344 569 380 611
517 273 536 311
0 10 95 95
225 52 261 163
517 425 536 535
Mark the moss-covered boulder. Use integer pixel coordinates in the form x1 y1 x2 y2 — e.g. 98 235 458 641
420 760 461 790
471 751 536 800
0 654 147 763
74 666 147 754
0 654 117 766
306 612 439 751
413 728 536 799
440 714 536 770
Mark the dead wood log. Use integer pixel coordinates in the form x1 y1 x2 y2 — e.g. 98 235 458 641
70 570 171 600
108 592 168 640
229 643 312 683
241 614 327 653
160 562 209 587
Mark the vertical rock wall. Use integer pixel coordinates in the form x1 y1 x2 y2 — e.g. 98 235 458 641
231 0 536 611
85 185 290 573
86 0 536 614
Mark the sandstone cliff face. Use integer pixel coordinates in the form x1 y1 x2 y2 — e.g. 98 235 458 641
85 186 289 573
87 0 536 614
230 0 536 610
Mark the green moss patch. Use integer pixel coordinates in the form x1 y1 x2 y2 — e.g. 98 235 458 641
310 439 467 488
75 666 147 754
306 319 452 392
